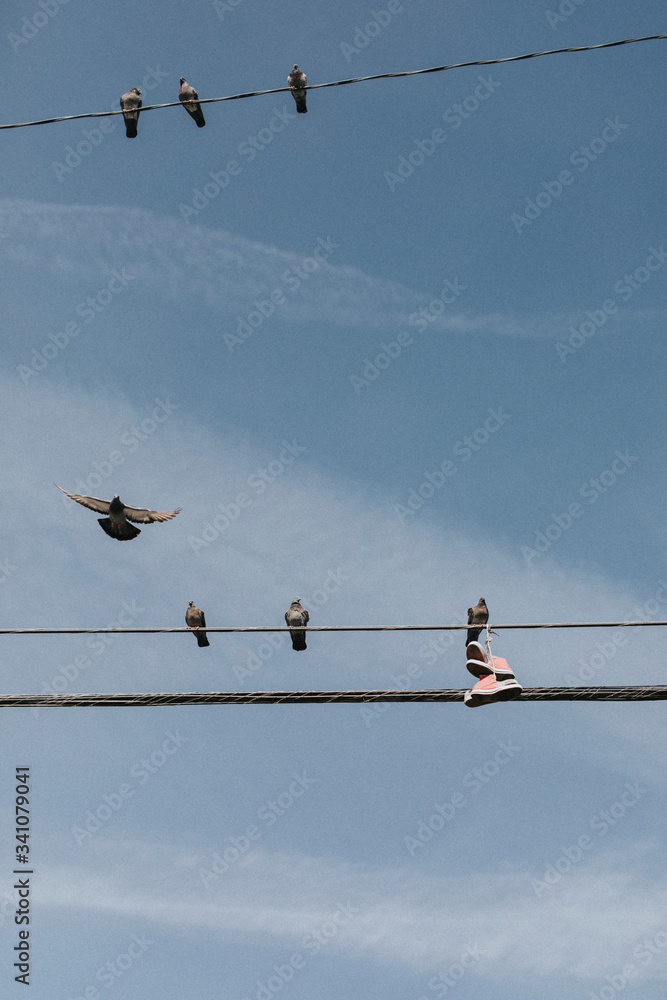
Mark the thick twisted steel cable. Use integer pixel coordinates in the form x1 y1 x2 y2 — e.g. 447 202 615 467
1 687 665 706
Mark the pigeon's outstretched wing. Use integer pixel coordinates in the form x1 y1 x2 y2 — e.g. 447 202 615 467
466 598 489 645
55 485 180 523
186 601 210 647
54 484 111 514
120 88 142 138
285 598 309 651
55 484 180 540
122 504 182 524
179 78 206 127
288 65 308 114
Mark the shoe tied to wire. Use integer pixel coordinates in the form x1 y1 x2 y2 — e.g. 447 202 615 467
488 655 515 681
466 640 494 677
464 673 523 708
466 641 515 681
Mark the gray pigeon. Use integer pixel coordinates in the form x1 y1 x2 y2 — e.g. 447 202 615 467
186 601 210 646
120 87 142 138
55 484 181 540
179 78 206 128
466 598 489 645
288 65 308 114
285 598 309 651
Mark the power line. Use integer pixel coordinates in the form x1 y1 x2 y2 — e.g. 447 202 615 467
1 620 667 635
1 686 665 706
1 33 665 131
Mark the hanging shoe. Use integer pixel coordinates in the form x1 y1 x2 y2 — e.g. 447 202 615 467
466 640 494 677
466 640 487 662
489 655 515 681
464 674 523 708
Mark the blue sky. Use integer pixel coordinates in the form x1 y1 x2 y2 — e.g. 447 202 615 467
1 1 667 997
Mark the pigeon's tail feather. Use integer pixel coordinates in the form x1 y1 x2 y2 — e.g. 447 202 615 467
124 118 138 138
98 517 141 540
290 630 307 651
466 627 482 646
184 104 206 127
195 632 210 647
290 91 307 114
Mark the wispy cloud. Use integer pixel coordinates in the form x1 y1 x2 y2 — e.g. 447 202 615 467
0 198 627 342
37 838 667 982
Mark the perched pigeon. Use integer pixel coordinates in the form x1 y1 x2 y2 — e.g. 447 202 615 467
54 484 181 540
288 65 308 114
466 597 489 645
179 78 206 128
285 598 309 651
186 601 210 647
120 87 142 138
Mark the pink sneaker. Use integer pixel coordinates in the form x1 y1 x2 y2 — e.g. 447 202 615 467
466 641 494 677
489 655 515 681
464 674 523 707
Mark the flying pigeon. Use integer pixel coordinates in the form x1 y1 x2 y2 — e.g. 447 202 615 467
288 65 308 114
466 597 489 645
120 87 142 138
179 78 206 128
54 484 181 540
285 598 309 651
186 601 210 647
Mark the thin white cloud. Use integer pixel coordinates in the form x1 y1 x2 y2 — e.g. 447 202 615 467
37 839 667 982
2 198 651 342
